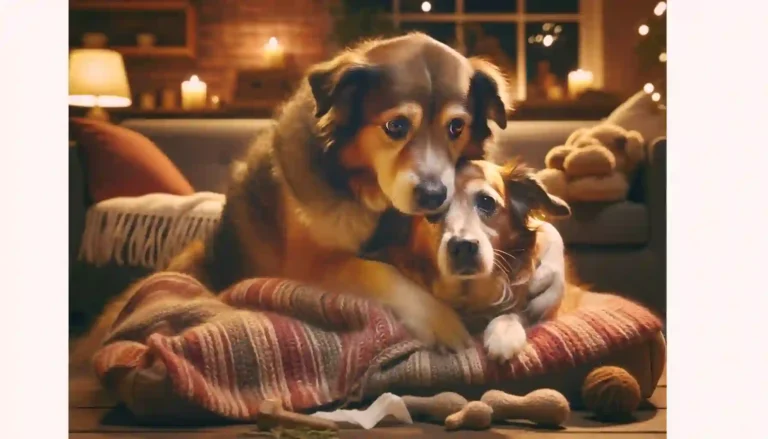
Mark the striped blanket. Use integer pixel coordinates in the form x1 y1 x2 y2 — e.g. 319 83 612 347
94 272 664 421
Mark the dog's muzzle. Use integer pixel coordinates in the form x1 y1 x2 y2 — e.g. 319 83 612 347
413 178 447 212
447 237 480 275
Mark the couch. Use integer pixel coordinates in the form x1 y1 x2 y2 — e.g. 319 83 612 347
69 118 666 335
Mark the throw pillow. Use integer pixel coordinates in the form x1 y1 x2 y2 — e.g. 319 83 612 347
605 91 667 144
70 118 195 202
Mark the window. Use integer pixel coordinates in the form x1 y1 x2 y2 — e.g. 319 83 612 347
388 0 603 101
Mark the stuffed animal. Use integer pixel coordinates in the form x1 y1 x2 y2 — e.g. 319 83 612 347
537 123 646 203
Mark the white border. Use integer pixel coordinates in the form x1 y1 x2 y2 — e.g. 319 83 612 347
0 0 68 437
3 0 768 436
669 0 768 437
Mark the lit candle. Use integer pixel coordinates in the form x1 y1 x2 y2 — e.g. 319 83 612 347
567 69 594 99
181 75 207 110
263 37 285 68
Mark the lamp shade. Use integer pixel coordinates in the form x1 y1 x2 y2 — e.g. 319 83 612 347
69 49 132 108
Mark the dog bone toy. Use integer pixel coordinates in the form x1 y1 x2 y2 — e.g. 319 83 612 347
256 399 339 432
480 389 570 426
444 401 493 430
402 392 469 422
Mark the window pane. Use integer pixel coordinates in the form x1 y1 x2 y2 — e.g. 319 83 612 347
525 0 579 14
367 0 394 13
464 23 518 90
401 0 456 13
399 22 458 47
465 1 517 13
525 22 579 101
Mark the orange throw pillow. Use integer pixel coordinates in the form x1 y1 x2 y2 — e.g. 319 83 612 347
70 118 195 202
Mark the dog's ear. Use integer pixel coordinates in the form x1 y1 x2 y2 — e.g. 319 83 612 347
468 57 511 131
502 160 571 219
307 56 382 120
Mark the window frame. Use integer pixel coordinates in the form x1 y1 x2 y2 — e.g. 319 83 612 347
391 0 604 101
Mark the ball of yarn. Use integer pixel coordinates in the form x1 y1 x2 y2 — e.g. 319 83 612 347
581 366 641 421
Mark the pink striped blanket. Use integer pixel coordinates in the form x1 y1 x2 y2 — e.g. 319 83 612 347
94 272 663 421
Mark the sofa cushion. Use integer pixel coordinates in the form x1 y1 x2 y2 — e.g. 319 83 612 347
120 119 274 193
606 91 667 144
70 118 195 202
552 201 649 246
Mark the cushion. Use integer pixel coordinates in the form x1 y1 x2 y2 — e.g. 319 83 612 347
70 118 195 202
552 201 649 246
93 272 665 422
605 91 667 144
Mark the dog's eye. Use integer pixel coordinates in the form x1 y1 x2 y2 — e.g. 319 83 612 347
382 117 412 140
447 118 465 140
475 193 497 216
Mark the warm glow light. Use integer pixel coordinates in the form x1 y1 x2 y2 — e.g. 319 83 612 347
567 69 594 99
69 49 132 108
542 35 554 47
266 37 279 50
659 52 667 62
654 2 667 16
651 92 661 102
638 25 649 36
528 37 534 44
643 83 655 94
181 74 207 110
421 1 432 12
535 34 543 43
554 25 562 34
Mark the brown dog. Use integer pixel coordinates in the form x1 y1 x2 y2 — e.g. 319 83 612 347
72 33 513 359
382 159 573 360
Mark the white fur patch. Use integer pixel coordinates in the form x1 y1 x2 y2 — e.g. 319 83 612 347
483 313 528 361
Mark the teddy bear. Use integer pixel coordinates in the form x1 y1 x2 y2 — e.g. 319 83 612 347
536 123 646 203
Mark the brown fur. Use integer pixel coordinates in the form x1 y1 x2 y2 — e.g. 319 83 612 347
72 33 514 365
384 159 572 324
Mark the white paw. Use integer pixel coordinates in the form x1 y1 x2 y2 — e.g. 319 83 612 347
483 314 528 362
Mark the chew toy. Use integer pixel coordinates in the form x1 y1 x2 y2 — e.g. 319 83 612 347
481 389 570 427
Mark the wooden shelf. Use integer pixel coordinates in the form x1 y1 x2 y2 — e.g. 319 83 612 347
69 0 197 59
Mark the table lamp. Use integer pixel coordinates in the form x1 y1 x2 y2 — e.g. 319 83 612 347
69 49 132 121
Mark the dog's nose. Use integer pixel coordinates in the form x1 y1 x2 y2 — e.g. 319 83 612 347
414 179 447 211
448 237 479 259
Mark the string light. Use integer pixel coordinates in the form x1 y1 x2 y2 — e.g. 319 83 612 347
651 92 661 102
638 25 649 36
543 35 554 47
643 83 655 94
659 52 667 62
421 1 431 12
654 2 667 16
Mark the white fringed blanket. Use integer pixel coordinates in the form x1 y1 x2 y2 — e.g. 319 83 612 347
79 192 225 270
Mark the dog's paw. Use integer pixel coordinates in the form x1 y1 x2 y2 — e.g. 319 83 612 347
483 314 528 362
399 300 473 353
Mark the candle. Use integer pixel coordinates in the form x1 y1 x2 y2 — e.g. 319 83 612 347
263 37 285 68
567 69 594 99
181 75 207 110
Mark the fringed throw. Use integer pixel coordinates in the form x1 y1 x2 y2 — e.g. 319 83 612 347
94 272 665 422
79 192 224 270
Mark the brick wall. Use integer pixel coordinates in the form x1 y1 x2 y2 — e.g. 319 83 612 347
125 0 332 105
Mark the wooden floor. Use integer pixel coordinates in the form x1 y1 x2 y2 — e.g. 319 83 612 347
69 365 665 438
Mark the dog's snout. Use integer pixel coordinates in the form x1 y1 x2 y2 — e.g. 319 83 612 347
414 179 448 211
448 237 479 259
